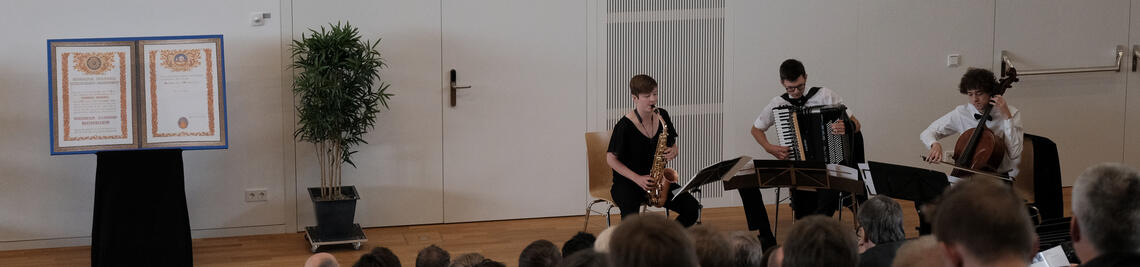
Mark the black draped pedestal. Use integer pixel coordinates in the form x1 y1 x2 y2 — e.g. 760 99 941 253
92 149 192 266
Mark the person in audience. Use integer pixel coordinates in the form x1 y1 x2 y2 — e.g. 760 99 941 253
1070 163 1140 266
761 245 783 267
857 196 907 267
606 74 701 227
558 250 610 267
472 259 506 267
353 247 401 267
416 244 450 267
519 239 562 267
726 231 765 267
609 214 699 267
305 252 339 267
689 224 734 267
594 225 618 253
561 232 596 258
780 215 858 267
448 253 485 267
890 236 943 267
932 178 1036 267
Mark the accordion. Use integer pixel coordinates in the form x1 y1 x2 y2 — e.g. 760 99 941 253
773 104 854 165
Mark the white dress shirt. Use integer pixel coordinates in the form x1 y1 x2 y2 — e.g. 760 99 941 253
753 87 854 131
920 103 1023 177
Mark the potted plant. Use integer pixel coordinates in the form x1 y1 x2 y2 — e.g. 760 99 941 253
291 22 392 242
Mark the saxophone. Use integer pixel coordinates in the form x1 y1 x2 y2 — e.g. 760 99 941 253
647 107 677 207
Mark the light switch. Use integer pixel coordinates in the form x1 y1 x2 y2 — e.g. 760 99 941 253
947 54 961 67
250 12 270 26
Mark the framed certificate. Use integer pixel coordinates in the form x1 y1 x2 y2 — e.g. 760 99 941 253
139 37 227 149
47 35 228 155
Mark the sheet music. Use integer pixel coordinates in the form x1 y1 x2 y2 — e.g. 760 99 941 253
731 159 756 179
676 156 751 200
826 164 859 181
1029 245 1070 267
858 163 877 195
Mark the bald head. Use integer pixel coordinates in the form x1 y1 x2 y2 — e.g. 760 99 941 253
305 252 339 267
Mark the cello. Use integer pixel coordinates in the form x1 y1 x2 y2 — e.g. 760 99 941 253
950 67 1019 177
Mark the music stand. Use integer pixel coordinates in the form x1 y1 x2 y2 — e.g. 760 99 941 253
724 160 831 190
674 156 753 198
724 159 864 233
672 156 752 224
865 161 950 202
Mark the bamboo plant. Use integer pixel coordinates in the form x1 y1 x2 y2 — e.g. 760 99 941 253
290 22 392 200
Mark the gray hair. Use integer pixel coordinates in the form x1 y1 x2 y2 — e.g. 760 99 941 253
725 231 764 267
1073 163 1140 253
857 196 905 244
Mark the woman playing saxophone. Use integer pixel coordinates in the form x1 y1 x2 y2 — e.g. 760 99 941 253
605 74 701 227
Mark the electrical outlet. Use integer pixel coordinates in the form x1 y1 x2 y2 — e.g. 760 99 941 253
245 188 268 202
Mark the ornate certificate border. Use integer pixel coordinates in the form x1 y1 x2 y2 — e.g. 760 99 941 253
47 35 228 155
49 40 139 154
138 37 228 150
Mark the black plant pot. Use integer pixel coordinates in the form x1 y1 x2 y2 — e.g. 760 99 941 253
308 186 360 238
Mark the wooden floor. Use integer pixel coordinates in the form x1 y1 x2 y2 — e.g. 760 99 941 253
0 189 1071 267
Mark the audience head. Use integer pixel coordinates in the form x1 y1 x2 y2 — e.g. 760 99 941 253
689 224 734 267
448 253 485 267
857 196 906 252
561 232 596 258
472 259 505 267
932 178 1035 266
762 245 783 267
781 215 858 267
593 225 618 253
1071 163 1140 261
891 236 943 267
609 214 699 267
353 247 401 267
726 231 765 267
557 250 610 267
519 239 562 267
416 244 450 267
305 252 339 267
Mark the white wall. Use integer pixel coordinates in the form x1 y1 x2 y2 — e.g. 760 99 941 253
855 0 996 175
0 0 287 250
1130 0 1140 169
4 0 1140 250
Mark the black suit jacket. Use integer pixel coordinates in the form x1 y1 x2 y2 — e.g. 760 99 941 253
858 240 906 267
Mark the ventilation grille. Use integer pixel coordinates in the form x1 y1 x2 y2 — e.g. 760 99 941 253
604 0 726 198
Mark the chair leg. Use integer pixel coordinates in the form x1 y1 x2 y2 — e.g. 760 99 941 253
606 204 615 226
584 199 605 232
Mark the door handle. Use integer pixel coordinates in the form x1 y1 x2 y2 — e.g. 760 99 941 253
1001 46 1124 77
450 69 472 107
1133 45 1140 72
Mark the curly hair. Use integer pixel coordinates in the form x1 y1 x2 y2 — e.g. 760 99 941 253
958 68 998 95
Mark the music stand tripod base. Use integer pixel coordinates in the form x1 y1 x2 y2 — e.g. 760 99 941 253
305 224 368 252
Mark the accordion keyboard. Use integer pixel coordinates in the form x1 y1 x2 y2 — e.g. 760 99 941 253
774 107 802 160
